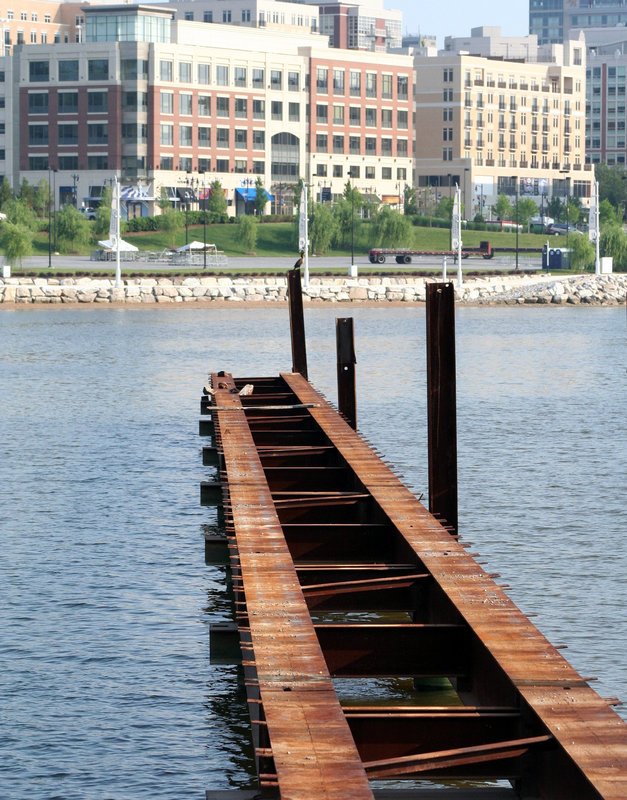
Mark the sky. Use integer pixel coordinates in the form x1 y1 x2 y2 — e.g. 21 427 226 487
386 0 529 47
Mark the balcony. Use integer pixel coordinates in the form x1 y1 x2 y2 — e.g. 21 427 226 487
520 160 528 167
498 80 506 88
486 158 495 165
552 162 560 169
474 78 484 86
487 80 495 87
573 163 582 170
584 164 592 171
510 123 517 131
520 82 529 90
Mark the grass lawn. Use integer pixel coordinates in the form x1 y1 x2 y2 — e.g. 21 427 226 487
29 219 553 259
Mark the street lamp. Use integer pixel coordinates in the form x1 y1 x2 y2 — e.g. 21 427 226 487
71 173 79 207
202 174 208 269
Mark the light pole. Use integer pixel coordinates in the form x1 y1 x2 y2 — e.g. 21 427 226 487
71 173 79 207
47 169 52 268
511 175 519 270
448 173 453 249
202 174 208 269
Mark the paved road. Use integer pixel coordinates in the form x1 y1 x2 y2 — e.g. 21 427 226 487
19 253 543 273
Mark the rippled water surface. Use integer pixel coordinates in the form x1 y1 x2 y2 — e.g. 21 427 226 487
1 304 625 799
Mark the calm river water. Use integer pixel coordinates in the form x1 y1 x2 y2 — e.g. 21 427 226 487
1 303 625 799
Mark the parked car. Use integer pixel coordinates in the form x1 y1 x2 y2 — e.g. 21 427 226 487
547 222 579 236
80 207 97 220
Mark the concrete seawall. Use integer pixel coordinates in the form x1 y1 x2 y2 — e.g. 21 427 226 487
1 274 625 306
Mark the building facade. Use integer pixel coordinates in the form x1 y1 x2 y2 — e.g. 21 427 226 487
413 31 593 217
8 3 413 216
530 0 627 45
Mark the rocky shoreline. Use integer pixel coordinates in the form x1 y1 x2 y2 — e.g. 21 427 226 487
1 273 625 306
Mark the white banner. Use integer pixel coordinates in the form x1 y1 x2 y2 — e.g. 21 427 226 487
109 177 119 248
298 186 307 252
589 180 599 243
451 184 461 250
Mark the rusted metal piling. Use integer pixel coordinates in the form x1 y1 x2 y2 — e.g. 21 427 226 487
201 275 627 800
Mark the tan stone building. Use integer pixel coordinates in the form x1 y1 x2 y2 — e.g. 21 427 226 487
413 30 594 218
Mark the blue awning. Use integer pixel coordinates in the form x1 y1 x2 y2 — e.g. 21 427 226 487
235 187 274 202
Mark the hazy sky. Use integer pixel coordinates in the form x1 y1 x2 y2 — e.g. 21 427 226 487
387 0 529 47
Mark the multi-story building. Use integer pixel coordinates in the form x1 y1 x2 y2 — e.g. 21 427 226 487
413 28 592 217
165 0 322 37
571 27 627 166
8 2 413 217
530 0 627 45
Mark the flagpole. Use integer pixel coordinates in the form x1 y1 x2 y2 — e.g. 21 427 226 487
298 182 309 286
589 179 600 276
453 184 463 287
113 176 121 288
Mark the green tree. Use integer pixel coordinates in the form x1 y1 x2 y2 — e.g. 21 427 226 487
0 176 12 209
404 185 418 215
547 196 563 221
309 202 338 254
516 197 539 231
93 186 112 239
494 193 512 221
55 204 91 253
435 196 454 219
595 163 626 212
2 197 37 230
18 179 36 209
207 180 227 217
599 198 619 226
160 208 183 248
157 186 171 213
0 221 33 267
566 196 582 226
331 197 361 250
370 205 413 248
33 179 49 218
568 234 595 271
600 223 627 268
238 213 258 251
343 180 364 212
253 177 269 217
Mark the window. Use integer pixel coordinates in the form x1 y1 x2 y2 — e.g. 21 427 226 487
20 11 26 20
242 9 251 22
159 125 174 146
365 166 375 179
398 110 408 129
29 156 49 170
179 125 192 146
184 12 193 21
397 167 407 180
88 91 108 113
88 155 108 170
88 59 108 81
203 11 213 22
349 135 360 154
44 14 50 23
198 95 211 116
87 123 107 144
253 129 265 149
381 138 392 156
198 64 210 85
333 105 344 125
382 74 392 98
216 159 229 172
350 70 361 97
333 164 343 178
160 60 172 81
288 102 299 121
235 98 247 118
316 163 327 177
365 136 376 154
316 68 328 92
271 101 282 120
58 124 78 145
397 140 408 157
199 157 211 172
179 156 192 172
29 61 49 82
366 72 376 98
58 92 78 113
160 92 173 113
252 161 264 174
349 166 360 179
179 93 192 115
271 70 282 90
217 65 229 85
253 99 265 119
252 68 264 88
316 104 328 123
333 134 344 154
216 128 229 147
28 92 48 113
222 9 231 22
235 129 247 149
58 156 78 170
382 167 392 179
29 124 48 145
179 62 191 83
349 106 360 125
121 60 148 80
123 123 147 142
198 127 211 146
365 108 376 127
7 10 13 19
288 71 299 91
235 67 246 87
381 109 392 128
216 96 229 117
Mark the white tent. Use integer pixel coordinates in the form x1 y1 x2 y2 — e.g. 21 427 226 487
98 238 139 252
176 241 215 252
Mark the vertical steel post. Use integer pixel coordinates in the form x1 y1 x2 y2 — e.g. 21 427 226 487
288 266 308 379
336 317 356 429
426 282 458 535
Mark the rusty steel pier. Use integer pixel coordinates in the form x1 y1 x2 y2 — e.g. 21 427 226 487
200 277 627 800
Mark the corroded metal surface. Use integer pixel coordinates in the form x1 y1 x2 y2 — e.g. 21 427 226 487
204 371 627 800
